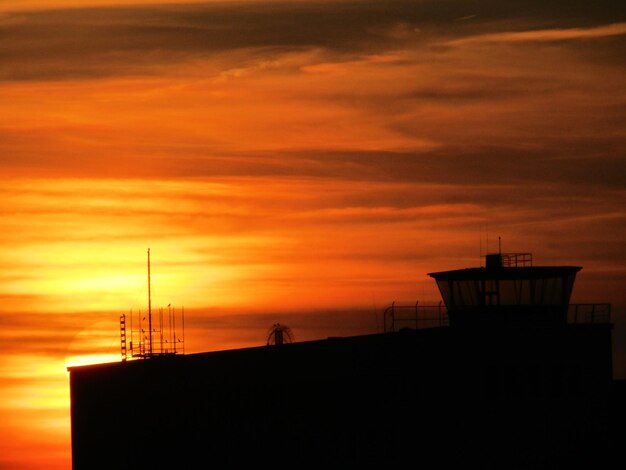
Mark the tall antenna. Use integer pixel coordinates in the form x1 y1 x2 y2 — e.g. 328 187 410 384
148 248 153 356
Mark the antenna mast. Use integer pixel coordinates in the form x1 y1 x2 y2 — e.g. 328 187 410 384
121 249 185 360
148 248 153 356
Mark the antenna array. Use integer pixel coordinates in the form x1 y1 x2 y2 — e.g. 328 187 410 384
120 249 185 361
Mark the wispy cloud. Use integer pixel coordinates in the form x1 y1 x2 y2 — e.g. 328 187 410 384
446 22 626 46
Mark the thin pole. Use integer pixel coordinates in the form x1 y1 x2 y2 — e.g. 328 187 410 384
148 248 153 356
182 306 185 354
138 309 142 355
172 307 176 354
480 224 483 266
486 222 489 254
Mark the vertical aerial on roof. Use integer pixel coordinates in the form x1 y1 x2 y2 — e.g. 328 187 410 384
147 248 153 356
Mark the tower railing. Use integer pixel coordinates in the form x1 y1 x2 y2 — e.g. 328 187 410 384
382 301 611 333
383 301 448 333
568 303 611 324
501 253 533 267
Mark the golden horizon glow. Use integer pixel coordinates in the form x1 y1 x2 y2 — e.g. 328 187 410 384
64 354 121 369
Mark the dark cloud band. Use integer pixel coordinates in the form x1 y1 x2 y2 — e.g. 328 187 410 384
1 0 625 81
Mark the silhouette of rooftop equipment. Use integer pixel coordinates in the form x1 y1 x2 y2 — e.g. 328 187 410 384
119 249 185 360
266 323 294 346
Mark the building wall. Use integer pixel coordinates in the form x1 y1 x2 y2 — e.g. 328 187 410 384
69 323 615 469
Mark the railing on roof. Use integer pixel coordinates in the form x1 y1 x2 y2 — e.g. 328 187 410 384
120 306 185 361
568 303 611 324
383 301 448 333
382 301 611 333
501 253 533 267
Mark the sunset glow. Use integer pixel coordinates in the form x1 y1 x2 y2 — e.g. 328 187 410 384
1 1 625 468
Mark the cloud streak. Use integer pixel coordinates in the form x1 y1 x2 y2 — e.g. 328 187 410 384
451 22 626 44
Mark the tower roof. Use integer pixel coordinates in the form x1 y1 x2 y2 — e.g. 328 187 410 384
428 265 582 281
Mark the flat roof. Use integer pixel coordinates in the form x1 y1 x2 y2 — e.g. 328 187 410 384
67 328 448 373
428 266 582 281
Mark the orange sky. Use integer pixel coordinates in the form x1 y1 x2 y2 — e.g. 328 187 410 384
1 1 625 468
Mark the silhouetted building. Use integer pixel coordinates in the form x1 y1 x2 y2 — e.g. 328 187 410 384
68 253 623 469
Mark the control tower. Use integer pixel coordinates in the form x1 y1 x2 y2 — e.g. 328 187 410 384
429 253 581 327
